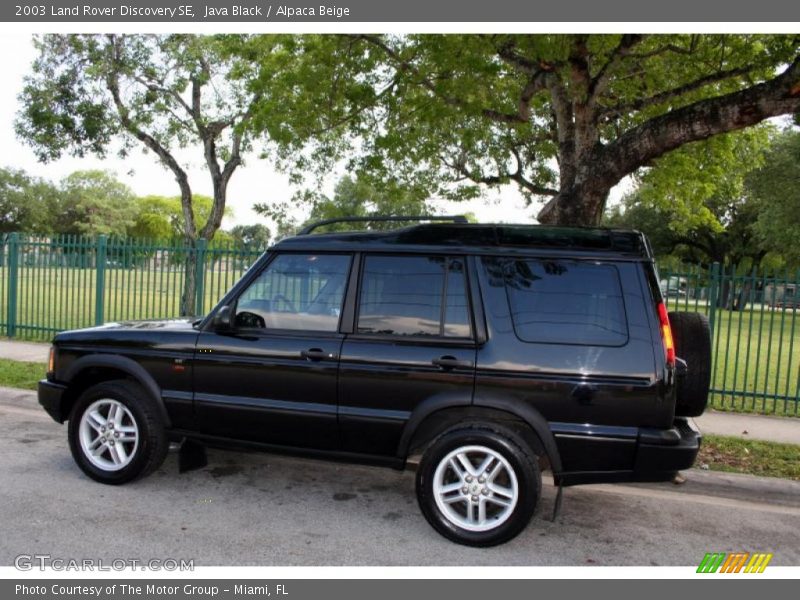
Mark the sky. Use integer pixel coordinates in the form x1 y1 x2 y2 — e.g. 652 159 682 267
0 33 623 231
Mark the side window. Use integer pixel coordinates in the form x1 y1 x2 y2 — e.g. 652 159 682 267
500 259 628 346
357 255 472 338
235 253 351 332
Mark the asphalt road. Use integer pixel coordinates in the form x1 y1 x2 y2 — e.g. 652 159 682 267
1 388 799 567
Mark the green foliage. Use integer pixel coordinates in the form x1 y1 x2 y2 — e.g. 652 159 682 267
229 223 271 248
56 170 137 237
128 195 232 240
238 34 799 217
749 129 800 263
604 127 774 266
0 167 60 234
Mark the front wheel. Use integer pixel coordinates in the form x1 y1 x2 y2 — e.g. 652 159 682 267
416 425 540 547
67 380 168 485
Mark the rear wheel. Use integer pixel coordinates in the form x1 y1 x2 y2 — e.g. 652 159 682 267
669 311 712 417
416 425 540 547
68 380 168 484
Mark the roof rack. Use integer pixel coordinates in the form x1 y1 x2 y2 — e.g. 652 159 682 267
298 215 469 235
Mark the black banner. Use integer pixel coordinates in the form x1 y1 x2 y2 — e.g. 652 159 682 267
3 0 800 22
5 579 800 600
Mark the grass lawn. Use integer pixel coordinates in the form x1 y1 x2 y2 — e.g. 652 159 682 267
0 359 46 390
697 434 800 480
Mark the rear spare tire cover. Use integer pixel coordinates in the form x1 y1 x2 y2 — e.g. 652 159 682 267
668 311 712 417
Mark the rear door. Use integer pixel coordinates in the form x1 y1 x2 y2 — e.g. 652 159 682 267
338 254 477 456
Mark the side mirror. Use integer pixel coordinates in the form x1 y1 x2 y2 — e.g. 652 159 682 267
212 305 234 331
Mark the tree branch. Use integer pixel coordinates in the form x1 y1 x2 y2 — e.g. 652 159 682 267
589 34 645 100
602 64 756 117
104 34 196 240
600 56 800 186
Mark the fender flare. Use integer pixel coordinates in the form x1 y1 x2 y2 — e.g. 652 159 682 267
64 354 171 428
397 393 562 474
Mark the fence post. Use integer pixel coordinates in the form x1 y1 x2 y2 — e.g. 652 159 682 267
707 261 720 337
194 238 207 316
6 233 19 338
95 235 107 326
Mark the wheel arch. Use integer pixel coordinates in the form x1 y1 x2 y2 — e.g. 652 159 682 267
398 395 562 476
61 354 171 427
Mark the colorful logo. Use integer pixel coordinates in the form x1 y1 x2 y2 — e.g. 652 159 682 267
697 552 773 573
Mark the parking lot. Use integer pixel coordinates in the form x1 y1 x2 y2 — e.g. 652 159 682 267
1 387 799 567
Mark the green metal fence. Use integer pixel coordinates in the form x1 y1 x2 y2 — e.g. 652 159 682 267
660 263 800 416
2 233 799 415
0 233 265 339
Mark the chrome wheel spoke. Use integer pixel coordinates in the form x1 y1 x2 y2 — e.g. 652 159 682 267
78 399 139 472
87 410 105 431
108 443 122 465
475 454 495 476
465 499 476 524
486 494 512 508
455 453 475 477
489 483 514 500
440 481 463 495
442 494 465 505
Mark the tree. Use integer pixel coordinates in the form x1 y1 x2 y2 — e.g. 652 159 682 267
605 127 779 310
254 175 432 236
605 127 772 265
269 34 800 225
16 34 267 314
55 170 137 237
229 223 271 248
748 129 800 264
0 167 60 234
129 194 232 241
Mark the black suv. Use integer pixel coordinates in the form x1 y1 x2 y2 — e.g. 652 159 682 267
38 219 711 546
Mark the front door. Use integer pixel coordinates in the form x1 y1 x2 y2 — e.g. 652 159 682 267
194 252 353 449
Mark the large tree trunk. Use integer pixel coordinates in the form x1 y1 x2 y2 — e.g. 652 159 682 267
537 184 610 226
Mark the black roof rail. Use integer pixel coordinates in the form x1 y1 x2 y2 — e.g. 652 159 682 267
298 215 469 235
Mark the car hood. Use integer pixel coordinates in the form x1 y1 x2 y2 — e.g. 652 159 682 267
53 318 199 343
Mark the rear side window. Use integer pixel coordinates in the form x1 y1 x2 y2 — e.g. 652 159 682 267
498 258 628 346
358 255 471 338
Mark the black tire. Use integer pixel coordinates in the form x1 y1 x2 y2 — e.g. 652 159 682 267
669 311 712 417
67 380 169 485
416 424 540 547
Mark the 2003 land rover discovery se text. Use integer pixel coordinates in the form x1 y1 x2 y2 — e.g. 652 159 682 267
38 218 711 546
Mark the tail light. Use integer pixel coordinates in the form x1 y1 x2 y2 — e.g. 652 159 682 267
48 347 55 376
656 302 675 367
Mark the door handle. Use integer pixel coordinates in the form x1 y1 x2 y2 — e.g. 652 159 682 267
432 355 473 370
301 348 333 361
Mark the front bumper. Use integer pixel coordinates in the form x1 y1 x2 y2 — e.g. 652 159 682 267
38 379 68 423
